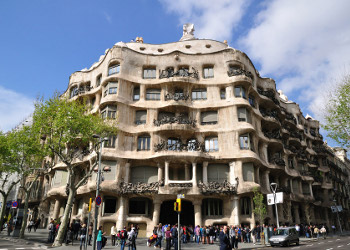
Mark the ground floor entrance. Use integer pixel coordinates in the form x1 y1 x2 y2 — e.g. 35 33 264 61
159 200 194 226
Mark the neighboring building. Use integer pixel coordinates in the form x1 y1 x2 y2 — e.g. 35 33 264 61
35 25 350 236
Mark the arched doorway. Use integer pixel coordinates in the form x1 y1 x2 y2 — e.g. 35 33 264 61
159 200 194 226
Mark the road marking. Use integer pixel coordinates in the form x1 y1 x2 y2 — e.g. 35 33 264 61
318 242 322 244
15 248 25 250
306 244 313 247
336 239 341 241
328 241 334 242
338 246 343 248
291 247 300 249
326 248 333 250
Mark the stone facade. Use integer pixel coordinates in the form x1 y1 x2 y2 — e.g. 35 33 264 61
28 28 350 236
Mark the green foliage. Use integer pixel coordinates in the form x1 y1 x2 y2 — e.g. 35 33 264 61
253 187 267 224
323 76 350 148
32 93 117 164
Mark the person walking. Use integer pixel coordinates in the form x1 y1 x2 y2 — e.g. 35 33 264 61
165 226 172 250
320 226 327 239
128 227 137 250
79 224 87 250
154 223 163 249
88 222 93 245
171 224 178 250
219 226 230 250
120 226 127 250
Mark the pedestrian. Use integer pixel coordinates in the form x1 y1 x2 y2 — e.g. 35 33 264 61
251 226 256 244
128 226 137 250
111 223 117 246
48 219 56 243
171 224 178 250
28 220 34 232
120 226 127 250
320 226 326 239
154 223 163 248
165 226 172 250
34 219 41 232
96 226 105 250
219 226 230 250
79 224 87 250
209 226 215 244
88 222 93 245
7 220 13 236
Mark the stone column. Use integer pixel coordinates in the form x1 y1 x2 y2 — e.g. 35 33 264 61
158 163 163 182
256 166 260 184
185 164 190 180
152 200 162 227
192 162 197 187
165 161 169 185
95 92 101 108
140 85 145 101
265 170 270 192
263 143 269 163
116 197 126 230
226 86 231 99
202 161 208 184
294 204 300 224
125 163 131 183
193 200 202 226
229 197 240 226
53 199 61 220
309 182 314 198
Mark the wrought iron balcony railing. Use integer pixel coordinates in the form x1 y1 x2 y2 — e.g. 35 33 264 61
227 68 253 79
153 115 196 127
159 67 199 79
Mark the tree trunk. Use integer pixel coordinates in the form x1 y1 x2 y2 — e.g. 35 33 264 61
19 191 30 239
0 194 8 231
53 187 76 246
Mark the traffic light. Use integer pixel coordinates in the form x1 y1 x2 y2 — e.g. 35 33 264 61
176 198 181 212
174 201 179 212
88 198 93 212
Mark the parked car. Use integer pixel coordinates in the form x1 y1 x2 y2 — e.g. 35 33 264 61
269 227 299 247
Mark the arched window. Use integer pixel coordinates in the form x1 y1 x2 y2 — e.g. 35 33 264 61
108 63 120 76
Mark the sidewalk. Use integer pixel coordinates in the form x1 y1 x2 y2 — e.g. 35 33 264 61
1 229 349 249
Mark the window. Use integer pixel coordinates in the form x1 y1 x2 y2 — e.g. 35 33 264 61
205 136 218 152
288 157 294 169
187 138 197 152
304 127 308 134
158 111 175 120
302 183 310 195
202 199 223 216
248 95 255 107
70 86 78 98
130 166 158 183
96 75 102 87
143 68 156 79
207 164 229 182
239 133 254 151
192 88 207 100
104 82 118 97
292 180 299 193
146 88 161 100
104 197 117 214
237 107 251 123
129 198 150 215
203 67 214 78
137 135 150 151
242 163 255 182
234 86 246 99
91 97 96 108
167 138 181 151
220 88 226 99
240 197 251 215
135 110 147 125
104 135 116 148
101 105 117 119
174 89 184 99
133 87 140 101
201 111 218 125
108 64 120 76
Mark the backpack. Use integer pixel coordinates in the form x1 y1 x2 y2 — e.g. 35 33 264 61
120 230 126 239
206 228 210 234
102 236 107 248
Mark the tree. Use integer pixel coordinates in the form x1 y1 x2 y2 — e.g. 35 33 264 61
0 131 21 231
323 75 350 148
5 125 47 239
253 187 267 226
32 94 117 246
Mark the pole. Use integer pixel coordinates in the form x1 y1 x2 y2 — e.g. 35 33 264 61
92 138 103 250
273 191 279 228
178 212 180 250
85 212 90 250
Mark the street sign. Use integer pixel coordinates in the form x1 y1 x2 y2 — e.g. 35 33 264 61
267 192 283 205
95 196 102 206
177 194 185 199
11 201 18 208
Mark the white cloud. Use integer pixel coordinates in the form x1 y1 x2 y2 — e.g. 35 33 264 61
0 86 34 132
103 11 112 24
239 0 350 120
159 0 249 41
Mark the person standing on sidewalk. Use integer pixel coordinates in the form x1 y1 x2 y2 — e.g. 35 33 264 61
165 226 172 250
111 223 117 246
251 226 257 245
120 226 127 250
219 226 230 250
88 222 93 245
154 223 163 248
320 226 326 239
79 224 87 250
96 226 105 250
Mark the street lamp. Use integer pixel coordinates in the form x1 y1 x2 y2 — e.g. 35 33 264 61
92 135 109 250
270 182 280 228
333 198 343 235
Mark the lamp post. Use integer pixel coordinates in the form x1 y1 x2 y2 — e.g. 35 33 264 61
333 198 343 235
92 135 108 250
270 182 280 228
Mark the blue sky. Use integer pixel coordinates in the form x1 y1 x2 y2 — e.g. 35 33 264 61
1 0 350 149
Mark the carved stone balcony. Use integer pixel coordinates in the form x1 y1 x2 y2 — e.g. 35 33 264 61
257 88 279 105
290 130 302 140
117 180 163 194
159 67 199 79
312 145 327 154
70 85 92 98
285 112 297 124
270 157 286 167
227 68 253 79
198 180 237 195
263 129 282 140
154 139 205 152
259 107 280 121
153 115 196 127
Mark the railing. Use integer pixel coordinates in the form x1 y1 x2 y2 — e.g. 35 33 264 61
270 157 286 166
154 139 205 152
263 129 282 140
227 68 253 79
153 115 196 127
117 180 163 194
259 107 280 121
198 180 237 195
159 67 199 79
290 130 303 140
164 92 191 101
70 85 92 98
257 88 279 105
285 112 297 124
